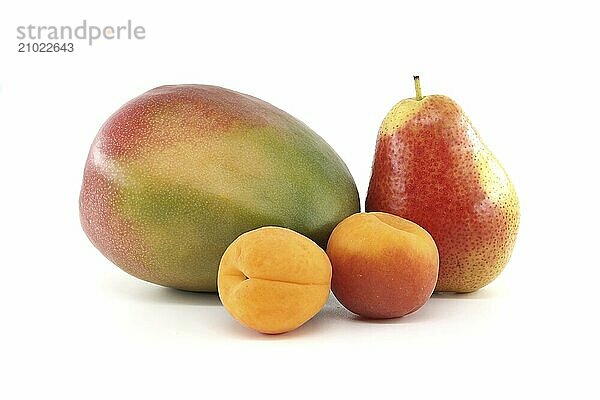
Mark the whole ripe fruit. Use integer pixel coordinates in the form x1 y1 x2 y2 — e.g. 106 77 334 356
218 227 332 334
366 77 519 293
326 212 439 319
80 85 359 292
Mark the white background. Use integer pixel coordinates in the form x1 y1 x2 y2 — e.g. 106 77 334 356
1 1 598 398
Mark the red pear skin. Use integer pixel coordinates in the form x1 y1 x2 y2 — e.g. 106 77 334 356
366 94 520 293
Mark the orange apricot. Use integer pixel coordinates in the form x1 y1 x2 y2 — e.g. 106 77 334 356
326 212 439 319
218 227 331 334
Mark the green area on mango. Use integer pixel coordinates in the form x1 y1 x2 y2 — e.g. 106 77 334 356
115 125 359 291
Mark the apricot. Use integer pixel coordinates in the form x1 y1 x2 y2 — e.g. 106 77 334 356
217 227 332 334
326 212 439 319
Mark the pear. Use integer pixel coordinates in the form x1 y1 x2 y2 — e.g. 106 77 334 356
366 77 519 293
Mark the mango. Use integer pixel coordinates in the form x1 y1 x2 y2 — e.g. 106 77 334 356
327 212 439 319
80 85 359 291
218 227 331 334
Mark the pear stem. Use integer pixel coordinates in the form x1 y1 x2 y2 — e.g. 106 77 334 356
413 76 423 100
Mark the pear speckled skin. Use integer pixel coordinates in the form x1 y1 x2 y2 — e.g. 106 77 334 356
80 85 359 292
366 95 519 293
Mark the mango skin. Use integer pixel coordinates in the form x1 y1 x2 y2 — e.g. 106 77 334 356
327 212 439 319
218 227 331 334
366 95 519 293
80 85 359 292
